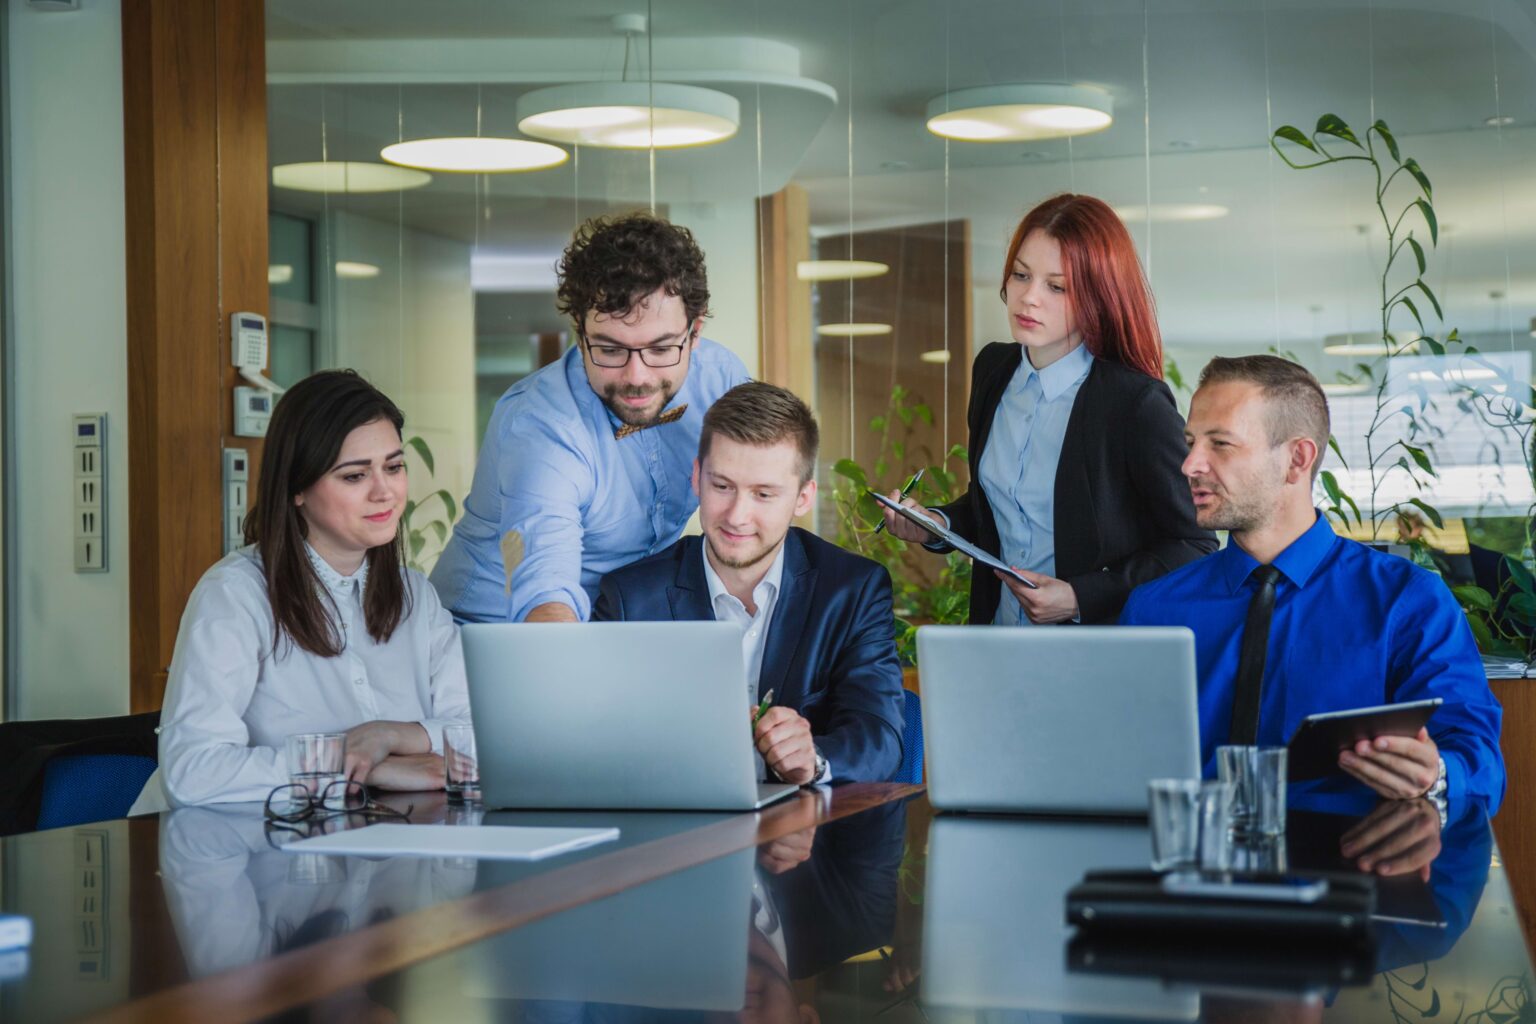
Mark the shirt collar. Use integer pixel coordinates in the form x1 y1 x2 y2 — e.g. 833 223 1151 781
1016 342 1093 402
1217 510 1337 593
305 543 368 599
702 538 787 615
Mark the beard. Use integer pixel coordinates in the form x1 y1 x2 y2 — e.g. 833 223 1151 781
600 381 677 427
1191 479 1272 534
705 529 785 571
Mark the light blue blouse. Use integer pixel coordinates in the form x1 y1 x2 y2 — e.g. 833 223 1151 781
976 343 1093 625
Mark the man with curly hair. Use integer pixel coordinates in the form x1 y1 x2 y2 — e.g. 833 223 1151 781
431 213 750 623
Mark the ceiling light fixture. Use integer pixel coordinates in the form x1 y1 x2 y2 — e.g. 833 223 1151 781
1112 203 1230 222
268 265 294 285
1322 331 1420 356
380 137 568 174
925 83 1112 142
817 323 892 337
515 14 739 150
336 261 381 280
271 161 432 193
518 82 739 149
796 260 889 282
1485 114 1515 127
920 349 952 364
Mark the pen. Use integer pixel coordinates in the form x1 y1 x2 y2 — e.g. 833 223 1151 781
874 469 926 534
753 689 775 726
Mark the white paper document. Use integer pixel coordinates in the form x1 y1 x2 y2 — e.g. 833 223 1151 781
279 824 621 861
868 490 1036 588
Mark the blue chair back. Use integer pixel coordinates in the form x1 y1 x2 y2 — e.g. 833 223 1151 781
895 689 924 784
36 753 157 830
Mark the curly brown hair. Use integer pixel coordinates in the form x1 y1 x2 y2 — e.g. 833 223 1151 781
555 212 711 334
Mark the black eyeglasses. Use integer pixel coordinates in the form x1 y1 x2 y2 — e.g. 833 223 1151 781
263 780 412 830
582 334 691 369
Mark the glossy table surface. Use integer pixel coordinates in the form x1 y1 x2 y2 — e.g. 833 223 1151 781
1 783 1530 1023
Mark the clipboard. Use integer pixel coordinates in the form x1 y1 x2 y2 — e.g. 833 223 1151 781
1286 698 1442 781
868 491 1037 588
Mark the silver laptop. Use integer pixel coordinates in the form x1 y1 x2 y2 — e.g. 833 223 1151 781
461 622 801 811
917 625 1200 814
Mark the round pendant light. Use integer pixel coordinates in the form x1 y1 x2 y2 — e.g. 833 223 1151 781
818 323 893 338
380 137 569 174
926 83 1113 142
796 260 890 282
517 82 740 149
1112 203 1230 222
271 161 432 193
919 349 952 364
335 261 381 280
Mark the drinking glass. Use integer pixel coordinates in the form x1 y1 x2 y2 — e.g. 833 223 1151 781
1149 778 1234 871
1217 745 1288 836
444 724 481 803
286 732 347 810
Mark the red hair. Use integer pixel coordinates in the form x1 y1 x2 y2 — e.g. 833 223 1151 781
999 193 1163 380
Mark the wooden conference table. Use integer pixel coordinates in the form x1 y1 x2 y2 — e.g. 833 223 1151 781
0 782 1530 1023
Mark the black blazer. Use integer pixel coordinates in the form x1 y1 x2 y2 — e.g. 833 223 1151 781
592 527 906 782
935 343 1217 625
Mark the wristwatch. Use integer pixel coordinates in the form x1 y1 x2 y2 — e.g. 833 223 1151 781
811 745 830 784
1424 756 1448 826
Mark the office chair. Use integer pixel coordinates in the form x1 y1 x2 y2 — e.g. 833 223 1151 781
895 690 923 784
36 753 158 830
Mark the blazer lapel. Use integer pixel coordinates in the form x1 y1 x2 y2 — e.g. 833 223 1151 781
970 344 1022 475
665 536 716 622
1055 358 1101 573
759 531 816 705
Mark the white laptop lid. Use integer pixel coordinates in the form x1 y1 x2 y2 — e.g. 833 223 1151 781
917 625 1201 814
462 622 776 811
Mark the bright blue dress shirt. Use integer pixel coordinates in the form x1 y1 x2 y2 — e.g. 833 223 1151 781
976 343 1092 626
1120 512 1504 811
429 339 749 623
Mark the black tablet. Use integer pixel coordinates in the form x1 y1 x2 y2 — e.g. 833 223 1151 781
1285 698 1442 781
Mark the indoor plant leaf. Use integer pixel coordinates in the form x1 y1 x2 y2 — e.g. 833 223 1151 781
1314 113 1361 147
405 435 436 477
1406 235 1426 275
1407 497 1444 529
1273 125 1317 152
1415 198 1438 244
1373 119 1400 162
1403 157 1432 199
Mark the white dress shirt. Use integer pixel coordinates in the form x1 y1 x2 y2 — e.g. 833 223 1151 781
703 542 787 783
145 545 471 808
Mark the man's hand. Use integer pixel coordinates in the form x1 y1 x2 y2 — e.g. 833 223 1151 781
525 601 579 623
754 707 817 784
996 568 1080 624
1338 727 1440 800
1339 798 1442 879
758 826 817 874
880 491 944 545
366 753 447 792
343 721 430 784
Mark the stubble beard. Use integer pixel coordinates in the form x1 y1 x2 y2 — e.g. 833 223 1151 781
602 381 676 427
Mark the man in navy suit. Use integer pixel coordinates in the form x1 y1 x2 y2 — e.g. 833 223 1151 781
594 382 905 784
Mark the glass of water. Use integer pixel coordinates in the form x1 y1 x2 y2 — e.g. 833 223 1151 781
444 724 481 803
1148 778 1234 871
1217 745 1289 836
286 732 347 810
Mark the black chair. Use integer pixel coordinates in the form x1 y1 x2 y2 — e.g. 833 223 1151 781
0 712 159 835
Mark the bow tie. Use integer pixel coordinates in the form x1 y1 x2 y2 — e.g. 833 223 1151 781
614 404 688 440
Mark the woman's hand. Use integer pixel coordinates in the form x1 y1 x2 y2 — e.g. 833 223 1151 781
881 491 944 545
366 753 446 792
997 568 1080 624
343 721 430 784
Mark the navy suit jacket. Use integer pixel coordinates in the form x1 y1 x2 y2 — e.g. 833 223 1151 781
592 527 905 783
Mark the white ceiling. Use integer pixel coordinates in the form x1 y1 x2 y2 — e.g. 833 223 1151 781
265 0 1536 350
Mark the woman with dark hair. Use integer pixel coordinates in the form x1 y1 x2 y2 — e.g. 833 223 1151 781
882 193 1216 625
143 370 470 807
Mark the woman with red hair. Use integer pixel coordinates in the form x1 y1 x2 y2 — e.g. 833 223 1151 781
882 193 1215 624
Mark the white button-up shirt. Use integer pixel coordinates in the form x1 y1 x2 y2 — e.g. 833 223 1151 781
701 542 786 702
149 545 471 808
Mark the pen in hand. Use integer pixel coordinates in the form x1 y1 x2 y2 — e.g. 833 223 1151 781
875 469 926 534
752 689 776 727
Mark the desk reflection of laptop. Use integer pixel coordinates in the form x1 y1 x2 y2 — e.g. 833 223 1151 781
462 623 800 811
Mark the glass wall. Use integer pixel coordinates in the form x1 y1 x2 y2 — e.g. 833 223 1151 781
265 0 1536 651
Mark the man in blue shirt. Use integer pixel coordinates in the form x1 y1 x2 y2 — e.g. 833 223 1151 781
431 214 750 623
1120 355 1504 811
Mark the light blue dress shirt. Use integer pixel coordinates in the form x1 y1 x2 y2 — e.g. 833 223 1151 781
976 343 1093 625
430 339 749 622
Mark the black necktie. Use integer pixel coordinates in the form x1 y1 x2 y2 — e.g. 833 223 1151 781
1229 564 1281 746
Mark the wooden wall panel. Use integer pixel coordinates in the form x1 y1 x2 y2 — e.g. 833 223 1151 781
813 221 971 581
1490 676 1535 949
757 186 814 402
123 0 267 712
